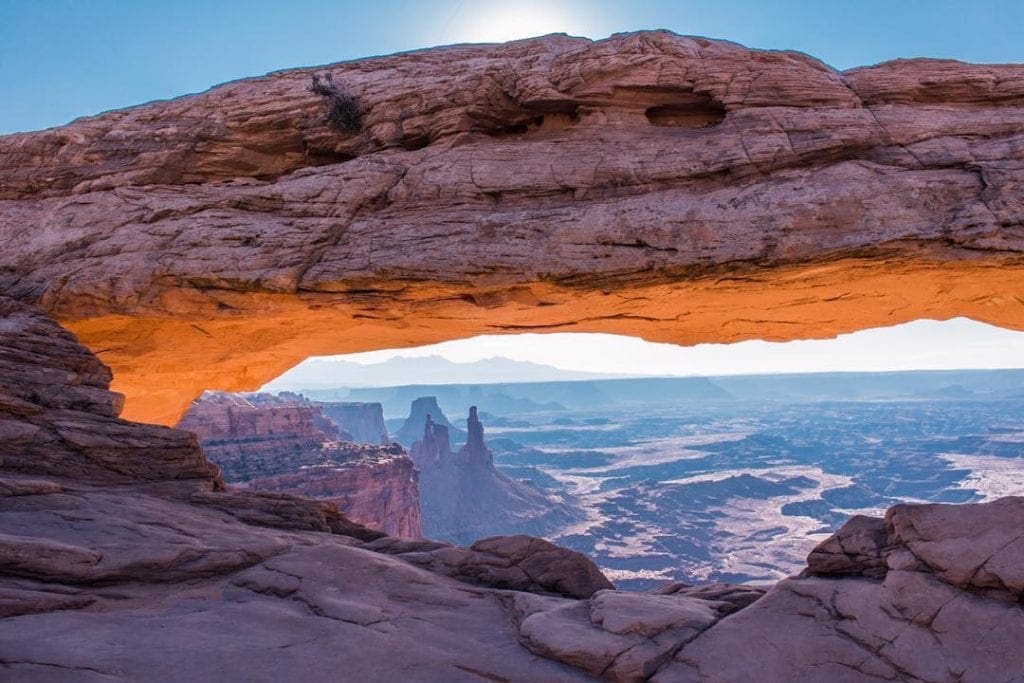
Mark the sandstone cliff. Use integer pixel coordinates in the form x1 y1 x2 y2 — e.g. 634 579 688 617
178 392 422 538
0 32 1021 424
411 405 582 545
318 401 389 444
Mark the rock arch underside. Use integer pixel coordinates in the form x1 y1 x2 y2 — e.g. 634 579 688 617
2 32 1024 681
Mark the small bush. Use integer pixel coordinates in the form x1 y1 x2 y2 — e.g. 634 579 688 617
309 73 361 133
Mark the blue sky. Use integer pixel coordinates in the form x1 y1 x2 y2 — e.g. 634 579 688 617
2 0 1024 134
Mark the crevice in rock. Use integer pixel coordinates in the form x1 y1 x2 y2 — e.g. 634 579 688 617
645 97 726 127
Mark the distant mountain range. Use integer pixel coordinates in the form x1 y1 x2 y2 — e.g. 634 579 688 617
263 354 636 390
271 368 1024 419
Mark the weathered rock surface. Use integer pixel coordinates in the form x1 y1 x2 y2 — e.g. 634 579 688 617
5 295 1024 680
0 473 599 682
512 589 724 681
0 32 1021 424
411 405 583 544
179 391 422 538
0 296 220 487
238 455 422 539
0 295 612 680
805 514 890 579
370 534 614 600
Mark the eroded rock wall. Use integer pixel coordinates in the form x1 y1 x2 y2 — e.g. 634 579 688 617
0 296 220 487
179 392 422 537
5 238 1024 681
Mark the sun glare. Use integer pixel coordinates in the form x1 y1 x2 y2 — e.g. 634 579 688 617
451 2 579 43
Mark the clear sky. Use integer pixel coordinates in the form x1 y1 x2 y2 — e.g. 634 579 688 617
2 1 1024 134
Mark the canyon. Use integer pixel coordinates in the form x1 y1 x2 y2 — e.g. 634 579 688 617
2 30 1024 681
179 392 422 538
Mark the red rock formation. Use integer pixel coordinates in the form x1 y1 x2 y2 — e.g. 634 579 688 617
178 392 422 538
0 296 220 488
0 32 1020 424
409 413 452 467
458 405 493 467
179 392 339 443
411 404 580 545
240 454 422 540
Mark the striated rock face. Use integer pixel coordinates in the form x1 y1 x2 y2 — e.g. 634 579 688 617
239 453 422 539
0 32 1021 424
179 391 339 444
0 296 220 488
5 32 1024 681
411 404 582 545
318 401 389 444
647 500 1024 681
0 299 611 680
178 392 422 538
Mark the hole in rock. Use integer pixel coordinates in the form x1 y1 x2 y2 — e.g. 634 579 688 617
480 103 581 138
179 319 1024 590
645 100 726 127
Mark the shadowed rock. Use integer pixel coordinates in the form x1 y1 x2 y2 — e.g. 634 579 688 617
369 533 614 599
806 514 890 579
3 32 1024 681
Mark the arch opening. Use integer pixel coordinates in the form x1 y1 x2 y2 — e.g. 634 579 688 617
176 322 1024 589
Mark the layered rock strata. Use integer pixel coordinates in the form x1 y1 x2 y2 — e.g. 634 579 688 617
0 32 1021 424
179 392 422 538
3 30 1024 681
0 297 220 488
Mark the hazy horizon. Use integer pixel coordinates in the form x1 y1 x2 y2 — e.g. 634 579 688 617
264 318 1024 390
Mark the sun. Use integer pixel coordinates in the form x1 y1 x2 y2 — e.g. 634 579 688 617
451 1 578 44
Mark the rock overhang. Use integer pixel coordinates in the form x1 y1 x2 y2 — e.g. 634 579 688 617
0 30 1021 424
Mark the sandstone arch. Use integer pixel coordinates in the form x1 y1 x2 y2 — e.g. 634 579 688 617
1 31 1022 424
